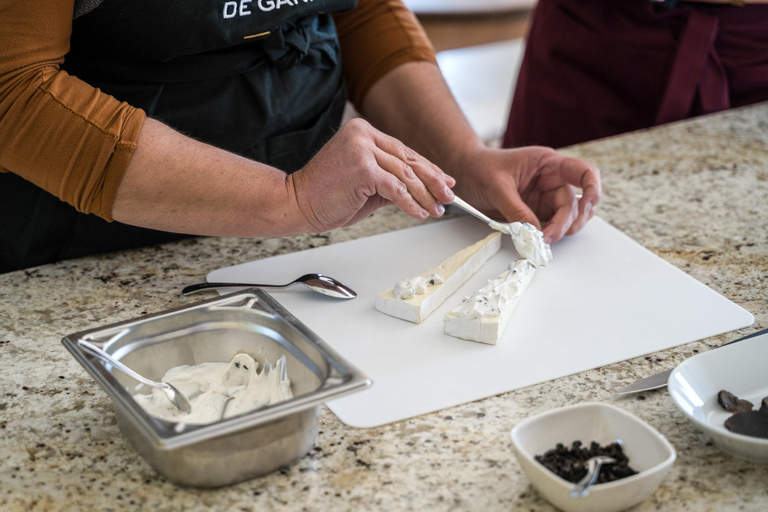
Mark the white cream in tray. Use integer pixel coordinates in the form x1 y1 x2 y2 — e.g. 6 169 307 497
375 222 551 345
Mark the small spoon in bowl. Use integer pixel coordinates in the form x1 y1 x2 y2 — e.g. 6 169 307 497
78 339 192 414
181 273 357 299
570 455 617 498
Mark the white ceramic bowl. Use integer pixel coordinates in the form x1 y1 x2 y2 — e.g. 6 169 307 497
510 402 676 512
668 331 768 463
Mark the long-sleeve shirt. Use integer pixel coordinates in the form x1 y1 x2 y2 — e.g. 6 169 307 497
0 0 436 221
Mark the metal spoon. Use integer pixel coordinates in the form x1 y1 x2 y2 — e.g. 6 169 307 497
78 339 192 414
452 196 499 226
452 196 534 239
569 456 617 498
181 273 357 299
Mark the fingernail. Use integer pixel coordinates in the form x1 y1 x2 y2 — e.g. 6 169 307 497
582 202 592 215
543 235 553 245
435 204 445 216
445 188 455 201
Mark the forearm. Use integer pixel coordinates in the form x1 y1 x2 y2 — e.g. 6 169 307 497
359 61 485 190
112 118 307 238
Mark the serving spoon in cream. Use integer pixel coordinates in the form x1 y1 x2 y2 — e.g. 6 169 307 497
78 339 192 414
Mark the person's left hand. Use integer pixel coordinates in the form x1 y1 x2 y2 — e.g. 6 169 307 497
451 145 601 244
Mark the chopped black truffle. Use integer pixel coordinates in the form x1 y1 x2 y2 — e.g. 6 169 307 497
534 441 637 484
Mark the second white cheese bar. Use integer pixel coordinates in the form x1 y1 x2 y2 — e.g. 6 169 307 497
375 232 502 323
443 259 536 345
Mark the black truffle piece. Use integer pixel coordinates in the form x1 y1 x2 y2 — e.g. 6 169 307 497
717 389 754 413
724 410 768 439
717 390 768 439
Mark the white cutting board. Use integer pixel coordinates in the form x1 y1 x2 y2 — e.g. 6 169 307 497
208 216 754 428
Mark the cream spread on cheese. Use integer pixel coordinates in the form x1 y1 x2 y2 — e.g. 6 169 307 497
133 352 293 425
393 273 445 300
454 259 535 320
489 221 552 268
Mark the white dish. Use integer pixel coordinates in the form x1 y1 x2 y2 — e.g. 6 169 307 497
668 331 768 463
510 402 676 512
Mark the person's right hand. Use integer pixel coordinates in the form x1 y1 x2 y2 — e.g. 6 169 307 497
288 118 456 232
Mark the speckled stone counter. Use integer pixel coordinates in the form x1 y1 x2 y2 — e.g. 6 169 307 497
2 103 768 511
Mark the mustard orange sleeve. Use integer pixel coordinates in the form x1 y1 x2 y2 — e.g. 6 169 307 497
334 0 437 110
0 0 145 221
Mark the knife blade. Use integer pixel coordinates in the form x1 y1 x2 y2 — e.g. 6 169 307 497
613 368 674 396
613 327 768 396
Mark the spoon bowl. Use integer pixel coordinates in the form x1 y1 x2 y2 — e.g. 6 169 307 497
181 273 357 299
78 339 192 414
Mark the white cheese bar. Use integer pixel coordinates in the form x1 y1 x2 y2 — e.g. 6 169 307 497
443 259 536 345
375 232 502 323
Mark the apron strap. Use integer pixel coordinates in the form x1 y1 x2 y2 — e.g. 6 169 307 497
655 9 729 125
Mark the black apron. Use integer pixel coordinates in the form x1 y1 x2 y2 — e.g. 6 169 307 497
0 0 357 274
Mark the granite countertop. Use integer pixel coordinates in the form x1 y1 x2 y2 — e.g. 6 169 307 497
2 103 768 511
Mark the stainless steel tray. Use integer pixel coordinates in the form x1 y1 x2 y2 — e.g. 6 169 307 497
62 289 370 487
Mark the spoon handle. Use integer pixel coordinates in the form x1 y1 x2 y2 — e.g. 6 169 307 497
181 282 291 295
571 459 601 498
78 339 163 389
570 456 616 498
452 196 495 226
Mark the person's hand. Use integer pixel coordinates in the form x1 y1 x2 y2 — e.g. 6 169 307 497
288 118 456 232
452 146 601 244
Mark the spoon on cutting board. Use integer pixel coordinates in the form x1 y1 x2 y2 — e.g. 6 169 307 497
181 273 357 299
